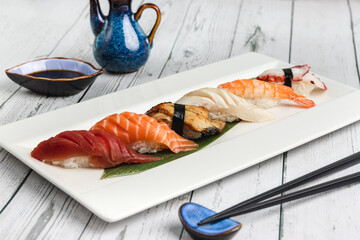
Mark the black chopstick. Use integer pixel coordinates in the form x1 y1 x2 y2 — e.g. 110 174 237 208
201 171 360 222
198 151 360 225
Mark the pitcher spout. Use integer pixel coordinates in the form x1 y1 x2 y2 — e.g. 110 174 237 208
90 0 105 35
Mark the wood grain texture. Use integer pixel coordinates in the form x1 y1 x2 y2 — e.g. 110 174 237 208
0 172 92 239
0 0 87 215
0 152 30 209
231 0 292 62
281 0 360 239
349 0 360 80
0 0 92 213
160 0 242 78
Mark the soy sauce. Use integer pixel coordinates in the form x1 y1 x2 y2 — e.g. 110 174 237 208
29 70 86 79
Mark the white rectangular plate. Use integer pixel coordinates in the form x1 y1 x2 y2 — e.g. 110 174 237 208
1 52 360 222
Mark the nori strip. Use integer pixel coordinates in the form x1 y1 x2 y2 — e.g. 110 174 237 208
283 68 293 87
171 103 185 136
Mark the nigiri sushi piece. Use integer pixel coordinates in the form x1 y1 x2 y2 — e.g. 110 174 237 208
90 112 198 154
218 79 315 109
31 130 160 168
256 65 327 96
176 88 275 122
146 102 226 139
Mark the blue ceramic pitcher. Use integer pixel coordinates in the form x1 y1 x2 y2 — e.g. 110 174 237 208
90 0 161 73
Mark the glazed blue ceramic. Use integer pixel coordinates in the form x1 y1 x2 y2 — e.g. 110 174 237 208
179 203 241 240
90 0 161 73
5 57 103 96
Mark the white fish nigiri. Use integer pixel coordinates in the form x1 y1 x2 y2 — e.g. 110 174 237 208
256 65 327 96
176 87 275 122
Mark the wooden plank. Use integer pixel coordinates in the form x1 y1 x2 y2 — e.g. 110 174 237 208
187 1 292 239
349 0 360 79
281 0 360 239
159 0 242 78
0 0 88 211
0 172 92 239
0 0 92 237
230 0 291 62
0 152 30 209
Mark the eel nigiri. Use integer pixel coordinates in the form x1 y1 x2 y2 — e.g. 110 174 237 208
90 112 198 154
176 87 275 122
256 65 327 96
31 130 160 168
146 102 226 139
218 79 315 109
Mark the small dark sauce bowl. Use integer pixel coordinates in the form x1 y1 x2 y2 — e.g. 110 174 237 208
5 57 104 96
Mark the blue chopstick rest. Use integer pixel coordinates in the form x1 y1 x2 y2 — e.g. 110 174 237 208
179 203 241 240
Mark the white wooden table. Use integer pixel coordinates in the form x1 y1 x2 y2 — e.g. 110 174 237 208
1 0 360 239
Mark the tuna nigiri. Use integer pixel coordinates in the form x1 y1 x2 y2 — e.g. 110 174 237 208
91 112 198 154
218 79 315 109
176 87 275 122
31 130 160 168
256 65 327 96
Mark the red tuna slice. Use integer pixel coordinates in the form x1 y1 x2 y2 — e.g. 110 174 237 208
31 130 160 168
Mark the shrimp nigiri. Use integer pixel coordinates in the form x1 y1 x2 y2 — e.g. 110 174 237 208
31 130 160 168
256 65 327 96
90 112 198 154
218 79 315 109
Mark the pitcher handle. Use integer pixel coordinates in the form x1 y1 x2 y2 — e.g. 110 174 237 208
134 3 161 47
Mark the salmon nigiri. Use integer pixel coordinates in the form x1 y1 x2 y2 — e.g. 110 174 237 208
90 112 199 154
31 130 160 168
218 79 315 109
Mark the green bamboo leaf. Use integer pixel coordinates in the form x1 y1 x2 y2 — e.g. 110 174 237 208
101 122 238 179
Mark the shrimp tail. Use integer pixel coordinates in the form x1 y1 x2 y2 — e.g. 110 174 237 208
290 94 316 108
